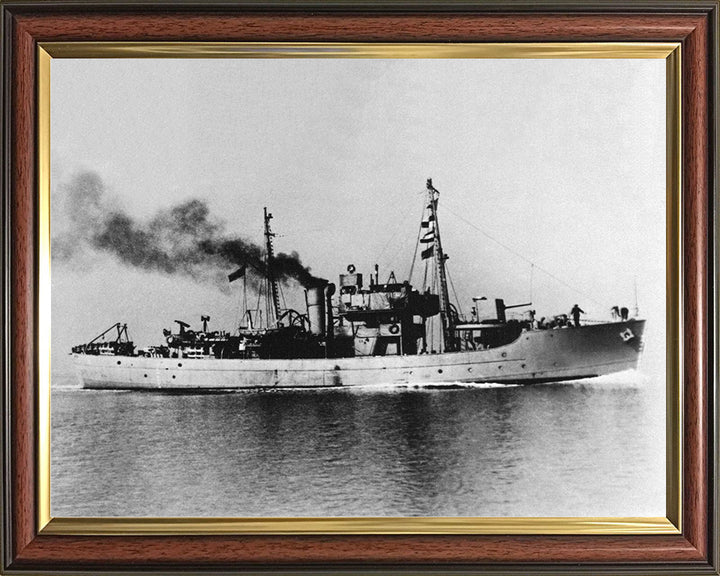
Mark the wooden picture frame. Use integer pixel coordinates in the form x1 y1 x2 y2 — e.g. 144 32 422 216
1 1 717 573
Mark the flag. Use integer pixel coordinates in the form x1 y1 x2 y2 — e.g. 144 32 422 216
421 214 435 228
420 231 435 244
228 264 247 282
421 246 434 260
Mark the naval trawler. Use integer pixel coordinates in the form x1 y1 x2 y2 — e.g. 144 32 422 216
71 180 645 390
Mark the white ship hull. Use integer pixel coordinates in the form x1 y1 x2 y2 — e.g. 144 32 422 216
73 320 645 391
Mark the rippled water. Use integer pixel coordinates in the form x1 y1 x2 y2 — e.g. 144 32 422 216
50 370 665 518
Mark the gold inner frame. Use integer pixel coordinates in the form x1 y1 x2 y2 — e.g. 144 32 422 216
36 41 682 536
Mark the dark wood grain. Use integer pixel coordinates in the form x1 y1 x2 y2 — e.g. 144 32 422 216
3 3 716 573
681 12 711 561
9 534 708 567
11 12 707 42
10 11 37 563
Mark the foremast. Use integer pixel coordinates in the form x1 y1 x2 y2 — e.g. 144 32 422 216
426 178 455 352
264 207 281 326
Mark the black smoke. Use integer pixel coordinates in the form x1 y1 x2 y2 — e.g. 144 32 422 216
53 171 322 287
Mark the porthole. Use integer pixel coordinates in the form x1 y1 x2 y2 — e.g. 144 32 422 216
178 363 183 367
438 369 443 374
501 352 507 358
116 360 121 365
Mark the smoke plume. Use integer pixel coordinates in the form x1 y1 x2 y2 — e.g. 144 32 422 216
53 171 322 287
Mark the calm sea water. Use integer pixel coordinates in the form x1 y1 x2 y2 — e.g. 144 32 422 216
50 370 665 518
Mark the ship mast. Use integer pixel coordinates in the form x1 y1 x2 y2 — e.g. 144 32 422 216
264 207 281 326
633 277 639 318
426 179 455 351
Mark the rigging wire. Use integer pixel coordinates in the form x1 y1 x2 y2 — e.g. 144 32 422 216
375 195 428 282
407 200 427 285
376 216 407 264
422 253 430 292
256 280 265 329
264 277 270 326
244 275 248 321
530 263 534 304
442 202 604 308
428 273 435 352
445 263 464 318
278 282 287 314
384 236 416 283
379 211 424 282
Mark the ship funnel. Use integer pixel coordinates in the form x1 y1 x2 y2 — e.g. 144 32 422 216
307 280 329 337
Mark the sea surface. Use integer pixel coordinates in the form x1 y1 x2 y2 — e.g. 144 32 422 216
50 370 665 518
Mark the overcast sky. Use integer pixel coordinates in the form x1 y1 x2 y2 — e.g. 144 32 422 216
50 57 666 379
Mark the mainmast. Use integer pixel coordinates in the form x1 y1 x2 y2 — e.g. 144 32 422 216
426 178 455 351
264 207 281 326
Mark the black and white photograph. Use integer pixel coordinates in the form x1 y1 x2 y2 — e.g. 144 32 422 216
50 55 666 518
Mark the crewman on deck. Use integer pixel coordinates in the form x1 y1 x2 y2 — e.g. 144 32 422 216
570 304 585 327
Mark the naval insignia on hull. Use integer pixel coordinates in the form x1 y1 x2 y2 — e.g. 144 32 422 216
620 328 635 342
